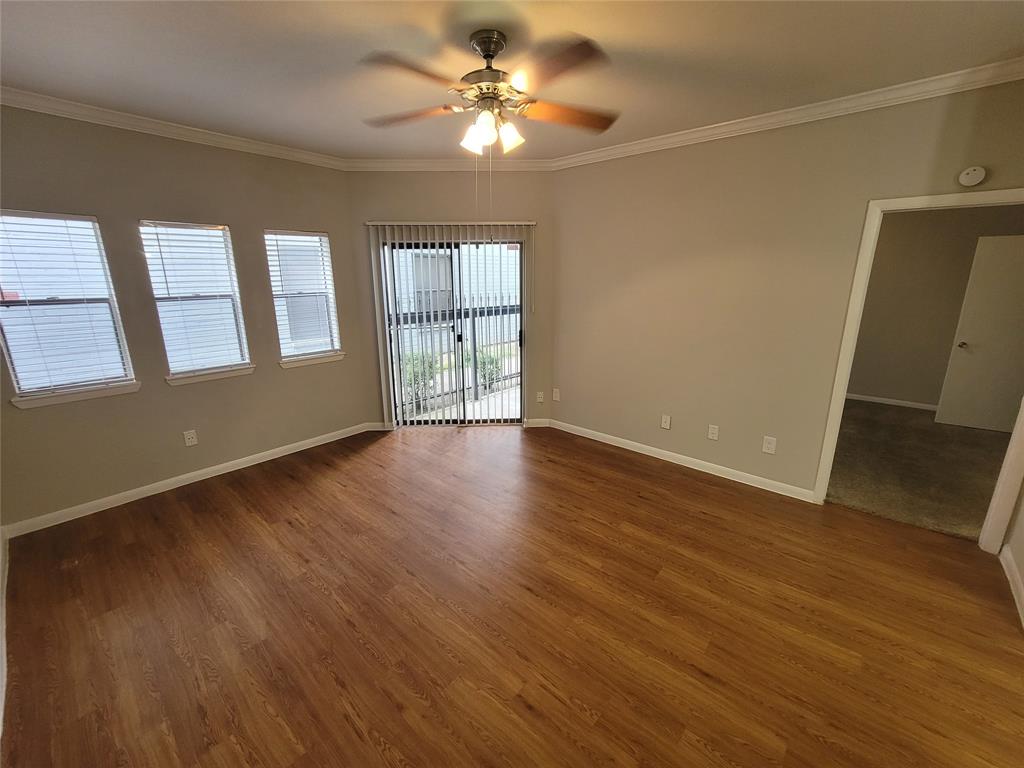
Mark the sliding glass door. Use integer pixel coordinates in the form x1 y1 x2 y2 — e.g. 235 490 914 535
389 239 463 424
375 224 527 426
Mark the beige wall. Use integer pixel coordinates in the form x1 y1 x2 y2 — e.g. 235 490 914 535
343 170 555 424
848 205 1024 406
548 80 1024 492
1004 488 1024 626
0 108 555 527
1007 491 1024 566
0 108 386 525
3 78 1024 527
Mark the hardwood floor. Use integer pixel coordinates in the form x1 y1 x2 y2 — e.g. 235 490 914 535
3 426 1022 767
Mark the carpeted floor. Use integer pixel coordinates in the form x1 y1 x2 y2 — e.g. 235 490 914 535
827 399 1010 539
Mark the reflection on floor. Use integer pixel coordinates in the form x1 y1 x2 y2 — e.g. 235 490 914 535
5 427 1022 766
827 399 1010 538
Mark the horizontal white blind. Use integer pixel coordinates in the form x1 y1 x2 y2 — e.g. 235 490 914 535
139 221 250 375
264 231 340 358
0 212 134 394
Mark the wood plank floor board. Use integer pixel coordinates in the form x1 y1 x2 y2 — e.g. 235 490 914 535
3 426 1022 767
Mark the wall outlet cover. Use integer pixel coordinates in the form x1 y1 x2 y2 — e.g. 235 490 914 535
552 388 561 402
707 424 719 441
660 414 672 430
183 429 199 447
536 391 545 403
762 435 777 455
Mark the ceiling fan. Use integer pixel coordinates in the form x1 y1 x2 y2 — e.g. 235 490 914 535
363 29 618 155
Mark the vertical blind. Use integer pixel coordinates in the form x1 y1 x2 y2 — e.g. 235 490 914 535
0 211 134 394
264 230 340 359
368 222 532 426
140 221 250 375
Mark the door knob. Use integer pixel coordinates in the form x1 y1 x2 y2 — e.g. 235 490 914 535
957 341 969 348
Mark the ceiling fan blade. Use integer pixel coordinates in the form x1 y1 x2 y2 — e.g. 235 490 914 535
365 104 463 128
528 38 608 90
520 100 618 132
362 52 464 90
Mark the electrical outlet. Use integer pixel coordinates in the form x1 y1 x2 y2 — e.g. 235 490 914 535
552 388 561 402
660 414 672 430
707 424 719 441
183 429 199 447
536 391 545 403
762 435 777 455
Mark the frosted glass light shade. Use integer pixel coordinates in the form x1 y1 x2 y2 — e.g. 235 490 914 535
460 124 484 155
499 121 525 153
475 110 498 146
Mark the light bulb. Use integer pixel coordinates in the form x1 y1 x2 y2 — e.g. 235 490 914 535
499 120 525 153
460 124 483 155
474 109 498 146
510 70 529 92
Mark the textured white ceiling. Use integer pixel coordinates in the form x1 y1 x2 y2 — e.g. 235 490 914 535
2 1 1023 160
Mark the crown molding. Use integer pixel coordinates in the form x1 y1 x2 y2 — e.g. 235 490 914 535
2 56 1022 173
341 157 551 172
0 86 357 171
0 87 549 173
548 55 1024 170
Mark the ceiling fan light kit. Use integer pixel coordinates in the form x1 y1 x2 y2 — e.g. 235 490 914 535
498 120 525 153
364 28 618 156
460 100 524 155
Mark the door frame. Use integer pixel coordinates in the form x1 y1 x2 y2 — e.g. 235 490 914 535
367 222 533 430
812 187 1024 550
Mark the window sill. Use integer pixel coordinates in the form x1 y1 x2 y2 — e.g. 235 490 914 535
166 364 255 386
11 380 141 409
279 351 346 369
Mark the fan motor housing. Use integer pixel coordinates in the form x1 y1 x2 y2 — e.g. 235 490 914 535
470 29 507 61
461 68 508 86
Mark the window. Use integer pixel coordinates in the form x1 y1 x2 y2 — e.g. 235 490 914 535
264 231 341 360
140 221 250 377
0 211 135 396
412 251 453 313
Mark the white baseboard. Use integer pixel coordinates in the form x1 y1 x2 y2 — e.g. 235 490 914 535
846 393 938 411
0 532 8 741
999 546 1024 630
542 420 817 503
524 419 551 427
1 422 389 539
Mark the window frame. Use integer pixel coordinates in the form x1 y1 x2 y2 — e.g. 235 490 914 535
138 219 253 383
1 209 138 407
263 228 344 366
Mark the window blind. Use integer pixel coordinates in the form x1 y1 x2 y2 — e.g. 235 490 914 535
139 221 250 375
264 231 340 359
0 211 135 395
367 222 532 426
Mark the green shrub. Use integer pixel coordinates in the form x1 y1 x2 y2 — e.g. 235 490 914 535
461 348 504 391
403 352 437 408
476 349 503 390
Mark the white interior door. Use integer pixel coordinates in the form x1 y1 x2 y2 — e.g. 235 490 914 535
936 235 1024 432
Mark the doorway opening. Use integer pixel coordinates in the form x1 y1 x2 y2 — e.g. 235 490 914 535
817 195 1024 539
371 224 529 426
